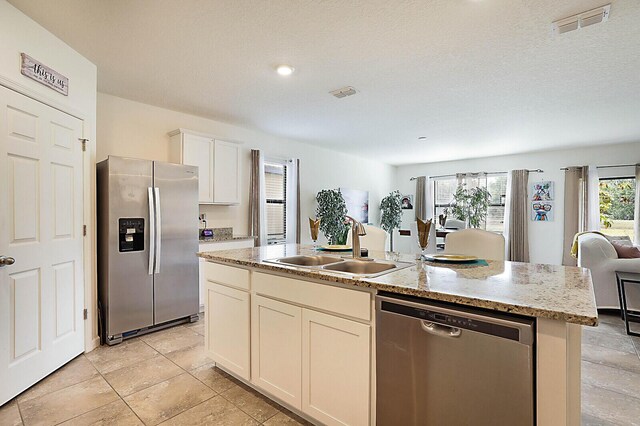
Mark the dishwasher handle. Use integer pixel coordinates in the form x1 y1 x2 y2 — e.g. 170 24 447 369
421 321 461 338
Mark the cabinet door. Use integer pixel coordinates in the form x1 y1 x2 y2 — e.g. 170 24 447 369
302 309 371 426
205 282 250 380
251 295 302 409
182 134 213 203
213 140 240 204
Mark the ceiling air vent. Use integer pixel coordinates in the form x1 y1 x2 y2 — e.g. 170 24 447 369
552 4 611 35
330 86 357 99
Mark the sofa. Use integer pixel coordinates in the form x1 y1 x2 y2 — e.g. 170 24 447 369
577 233 640 310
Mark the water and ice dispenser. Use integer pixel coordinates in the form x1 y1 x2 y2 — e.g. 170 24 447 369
118 218 144 252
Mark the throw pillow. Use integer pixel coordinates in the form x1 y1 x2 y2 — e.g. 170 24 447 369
611 241 640 259
605 235 633 246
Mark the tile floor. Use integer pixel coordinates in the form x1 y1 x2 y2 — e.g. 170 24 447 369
0 318 309 426
1 313 639 425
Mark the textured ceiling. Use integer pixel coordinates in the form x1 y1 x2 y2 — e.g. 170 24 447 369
8 0 640 165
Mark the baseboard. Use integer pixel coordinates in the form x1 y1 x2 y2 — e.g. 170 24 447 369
86 336 100 353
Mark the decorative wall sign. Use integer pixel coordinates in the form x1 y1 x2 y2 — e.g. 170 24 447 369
531 181 554 201
20 53 69 96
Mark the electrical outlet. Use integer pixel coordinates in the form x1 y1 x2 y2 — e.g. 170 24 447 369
199 213 206 221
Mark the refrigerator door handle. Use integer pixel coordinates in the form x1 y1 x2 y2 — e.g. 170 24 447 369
148 187 155 275
154 187 162 274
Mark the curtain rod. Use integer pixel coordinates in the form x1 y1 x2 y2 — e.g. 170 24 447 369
409 169 543 181
561 164 638 171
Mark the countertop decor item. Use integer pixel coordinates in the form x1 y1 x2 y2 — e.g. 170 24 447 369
309 217 320 250
319 244 352 251
417 218 432 260
316 189 349 245
380 190 402 251
424 254 479 263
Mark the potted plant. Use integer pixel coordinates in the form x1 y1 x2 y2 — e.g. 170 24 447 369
445 184 491 228
380 190 402 251
316 189 349 245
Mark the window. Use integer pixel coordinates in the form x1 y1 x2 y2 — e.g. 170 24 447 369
264 162 287 244
432 173 507 233
599 177 636 241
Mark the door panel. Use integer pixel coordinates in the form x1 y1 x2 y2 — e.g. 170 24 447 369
213 140 239 204
98 157 154 335
153 161 199 324
0 85 85 405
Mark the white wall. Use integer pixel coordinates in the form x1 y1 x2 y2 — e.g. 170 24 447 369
97 93 395 243
0 0 99 350
394 142 640 265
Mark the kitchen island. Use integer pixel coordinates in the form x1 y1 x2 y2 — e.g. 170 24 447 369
197 244 598 426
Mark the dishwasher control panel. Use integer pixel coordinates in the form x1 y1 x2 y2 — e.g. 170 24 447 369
380 300 521 342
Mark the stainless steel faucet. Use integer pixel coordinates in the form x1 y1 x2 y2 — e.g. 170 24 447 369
346 215 367 259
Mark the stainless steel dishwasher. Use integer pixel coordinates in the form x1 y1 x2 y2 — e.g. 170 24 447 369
376 293 535 426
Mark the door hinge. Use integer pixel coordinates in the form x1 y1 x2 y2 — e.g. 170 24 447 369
83 308 88 320
79 138 88 152
83 225 87 236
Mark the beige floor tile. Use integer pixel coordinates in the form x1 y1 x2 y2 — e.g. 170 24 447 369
190 364 237 394
582 343 640 374
165 342 211 371
0 400 23 426
221 383 281 423
140 326 202 354
582 360 640 399
103 353 183 397
85 340 158 374
185 322 205 336
582 327 637 353
17 356 99 404
161 395 258 426
263 411 313 425
598 314 625 326
19 376 119 426
581 413 618 426
124 373 215 426
582 383 640 425
58 400 142 426
589 321 628 336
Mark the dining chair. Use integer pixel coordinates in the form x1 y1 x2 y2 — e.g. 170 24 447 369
444 228 505 261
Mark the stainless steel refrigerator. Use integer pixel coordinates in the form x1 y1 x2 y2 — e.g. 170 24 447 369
97 156 199 345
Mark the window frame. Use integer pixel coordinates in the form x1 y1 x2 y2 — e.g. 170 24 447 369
264 159 288 245
597 175 636 241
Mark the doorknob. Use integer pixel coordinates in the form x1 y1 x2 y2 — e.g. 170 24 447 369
0 256 15 267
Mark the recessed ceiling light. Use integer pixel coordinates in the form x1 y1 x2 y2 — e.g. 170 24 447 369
276 65 295 76
418 136 427 140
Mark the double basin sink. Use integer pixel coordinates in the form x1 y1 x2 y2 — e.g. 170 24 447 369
265 255 414 278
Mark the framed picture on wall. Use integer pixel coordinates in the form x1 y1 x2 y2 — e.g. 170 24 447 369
401 195 413 210
531 201 554 221
531 181 554 201
340 188 369 223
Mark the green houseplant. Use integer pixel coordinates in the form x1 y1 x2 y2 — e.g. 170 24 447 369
380 190 402 251
316 189 349 245
445 184 491 228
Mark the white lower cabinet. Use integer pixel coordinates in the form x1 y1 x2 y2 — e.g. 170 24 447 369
205 282 250 380
251 295 302 409
302 309 371 426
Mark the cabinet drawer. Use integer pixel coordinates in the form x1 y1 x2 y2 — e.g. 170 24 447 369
204 262 250 291
253 272 371 321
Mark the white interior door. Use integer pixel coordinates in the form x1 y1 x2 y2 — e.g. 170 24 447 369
0 85 85 405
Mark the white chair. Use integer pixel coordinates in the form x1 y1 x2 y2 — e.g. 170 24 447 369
444 219 466 229
444 228 505 261
578 233 640 309
347 224 388 252
409 221 437 256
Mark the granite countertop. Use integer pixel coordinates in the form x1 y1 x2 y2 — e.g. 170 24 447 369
197 244 598 326
199 235 257 243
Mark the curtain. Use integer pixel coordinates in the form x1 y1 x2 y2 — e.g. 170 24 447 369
505 170 530 262
415 176 427 220
286 158 301 244
635 164 640 245
587 165 601 231
563 166 588 266
248 150 267 246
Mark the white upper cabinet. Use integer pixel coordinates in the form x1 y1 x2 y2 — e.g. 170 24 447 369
169 129 241 205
